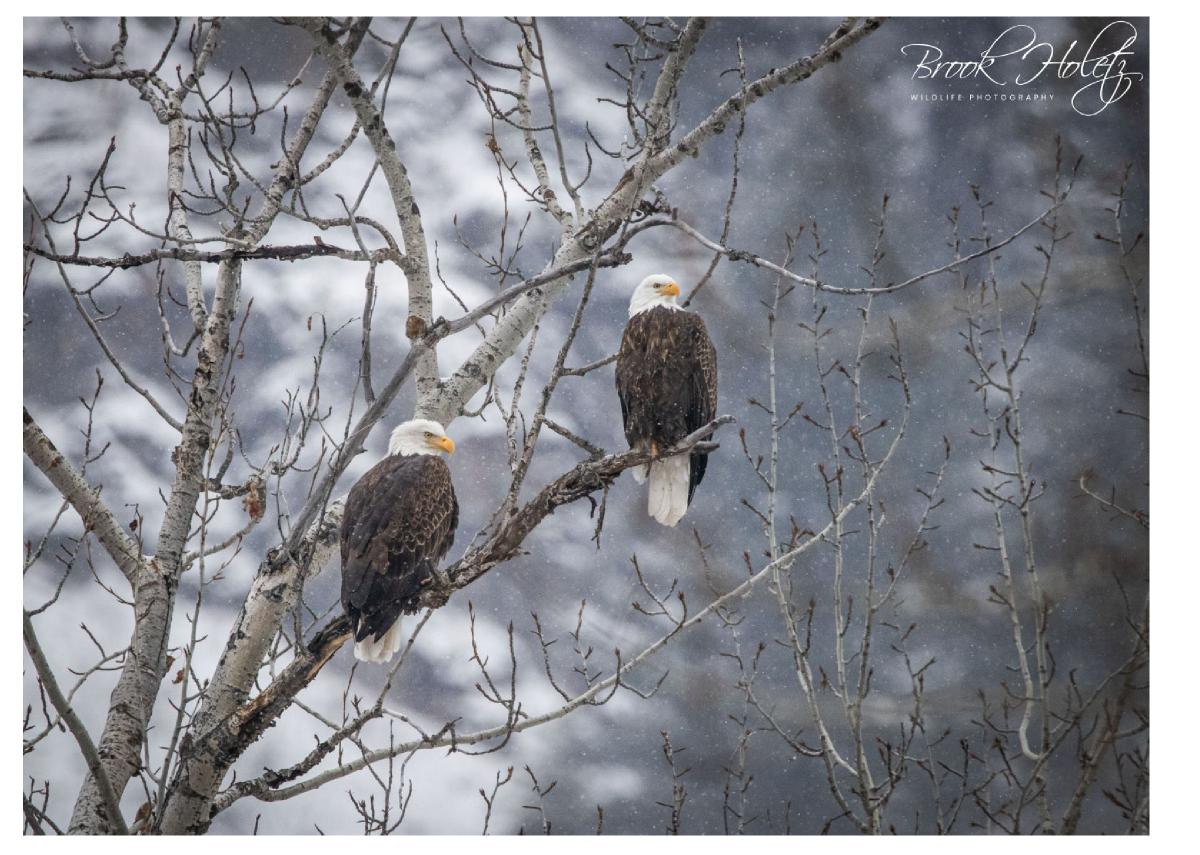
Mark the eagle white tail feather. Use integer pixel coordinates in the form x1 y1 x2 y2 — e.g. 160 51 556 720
631 463 649 484
354 619 405 664
647 454 689 526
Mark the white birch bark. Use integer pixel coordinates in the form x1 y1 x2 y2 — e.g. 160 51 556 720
66 258 241 834
64 22 373 833
302 17 442 412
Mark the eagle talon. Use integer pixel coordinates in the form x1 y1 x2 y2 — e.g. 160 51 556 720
424 569 454 609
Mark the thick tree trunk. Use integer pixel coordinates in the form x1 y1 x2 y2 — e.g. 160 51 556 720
68 259 241 834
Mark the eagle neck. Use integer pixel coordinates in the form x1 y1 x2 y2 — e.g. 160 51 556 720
387 441 438 457
628 299 684 319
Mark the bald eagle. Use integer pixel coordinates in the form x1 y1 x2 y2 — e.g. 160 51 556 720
615 274 718 526
340 418 458 663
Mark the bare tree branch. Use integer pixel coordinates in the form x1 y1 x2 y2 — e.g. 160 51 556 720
23 611 129 834
23 407 144 582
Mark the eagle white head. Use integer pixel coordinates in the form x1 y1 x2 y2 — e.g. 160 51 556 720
629 273 683 317
388 418 456 457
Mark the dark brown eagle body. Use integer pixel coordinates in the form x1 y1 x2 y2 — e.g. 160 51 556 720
340 453 458 647
616 306 718 508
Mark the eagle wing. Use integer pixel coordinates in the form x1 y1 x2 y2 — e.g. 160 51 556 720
340 454 458 643
684 312 718 501
616 311 659 452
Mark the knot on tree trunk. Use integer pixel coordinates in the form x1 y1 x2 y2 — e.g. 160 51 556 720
405 315 427 339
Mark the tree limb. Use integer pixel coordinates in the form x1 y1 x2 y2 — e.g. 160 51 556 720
24 611 129 834
23 407 144 582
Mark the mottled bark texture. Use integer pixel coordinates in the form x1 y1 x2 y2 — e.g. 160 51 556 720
66 258 241 834
302 17 442 412
64 21 372 834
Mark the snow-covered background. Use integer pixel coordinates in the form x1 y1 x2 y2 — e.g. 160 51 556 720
24 17 1148 834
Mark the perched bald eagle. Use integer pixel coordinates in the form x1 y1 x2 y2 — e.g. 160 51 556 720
340 418 458 663
616 274 718 526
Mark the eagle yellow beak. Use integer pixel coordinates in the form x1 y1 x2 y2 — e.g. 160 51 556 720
432 435 455 455
662 282 681 297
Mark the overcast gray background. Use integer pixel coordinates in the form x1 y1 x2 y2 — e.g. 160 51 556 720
24 17 1148 834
